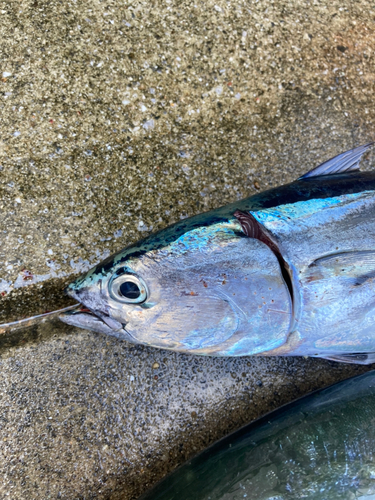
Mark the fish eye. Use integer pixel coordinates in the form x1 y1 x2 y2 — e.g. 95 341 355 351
120 281 140 299
109 272 148 304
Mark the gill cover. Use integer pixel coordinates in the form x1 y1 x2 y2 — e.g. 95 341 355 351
65 221 293 356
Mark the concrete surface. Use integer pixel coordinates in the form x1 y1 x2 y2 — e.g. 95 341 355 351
0 321 371 499
1 0 375 498
1 0 375 322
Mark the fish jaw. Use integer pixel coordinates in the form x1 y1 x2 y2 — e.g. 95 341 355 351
64 279 123 329
59 306 137 342
60 281 138 343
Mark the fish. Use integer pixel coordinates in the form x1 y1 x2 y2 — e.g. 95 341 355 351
138 370 375 500
60 143 375 364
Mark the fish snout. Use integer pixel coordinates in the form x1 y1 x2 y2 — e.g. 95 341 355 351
64 282 85 302
65 283 104 309
64 282 124 331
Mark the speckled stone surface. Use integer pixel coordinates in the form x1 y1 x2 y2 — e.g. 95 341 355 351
1 0 375 498
1 0 375 322
0 321 371 499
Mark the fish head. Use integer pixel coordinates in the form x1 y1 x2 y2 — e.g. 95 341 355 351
60 217 292 355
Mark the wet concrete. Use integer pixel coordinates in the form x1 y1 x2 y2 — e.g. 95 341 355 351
0 321 371 499
1 0 375 498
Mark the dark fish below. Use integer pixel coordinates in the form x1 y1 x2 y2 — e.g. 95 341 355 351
138 370 375 500
60 144 375 364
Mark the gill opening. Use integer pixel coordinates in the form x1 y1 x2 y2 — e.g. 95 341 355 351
233 209 294 310
275 254 294 305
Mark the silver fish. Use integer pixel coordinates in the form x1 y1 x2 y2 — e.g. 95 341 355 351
60 144 375 364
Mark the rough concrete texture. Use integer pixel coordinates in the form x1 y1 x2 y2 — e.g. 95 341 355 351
1 0 375 322
0 321 371 499
1 0 375 498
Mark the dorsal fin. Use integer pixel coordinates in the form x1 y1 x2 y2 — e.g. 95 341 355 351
298 143 373 180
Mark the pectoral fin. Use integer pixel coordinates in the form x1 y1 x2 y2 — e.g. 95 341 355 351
309 250 375 286
319 352 375 365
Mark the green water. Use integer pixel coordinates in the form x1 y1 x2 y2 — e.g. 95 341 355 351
141 371 375 500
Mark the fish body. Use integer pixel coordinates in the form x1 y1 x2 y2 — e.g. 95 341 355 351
60 144 375 364
139 370 375 500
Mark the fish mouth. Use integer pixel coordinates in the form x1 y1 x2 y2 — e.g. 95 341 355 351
62 284 130 336
59 305 137 343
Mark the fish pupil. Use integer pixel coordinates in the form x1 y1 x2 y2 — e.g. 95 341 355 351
119 281 141 299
